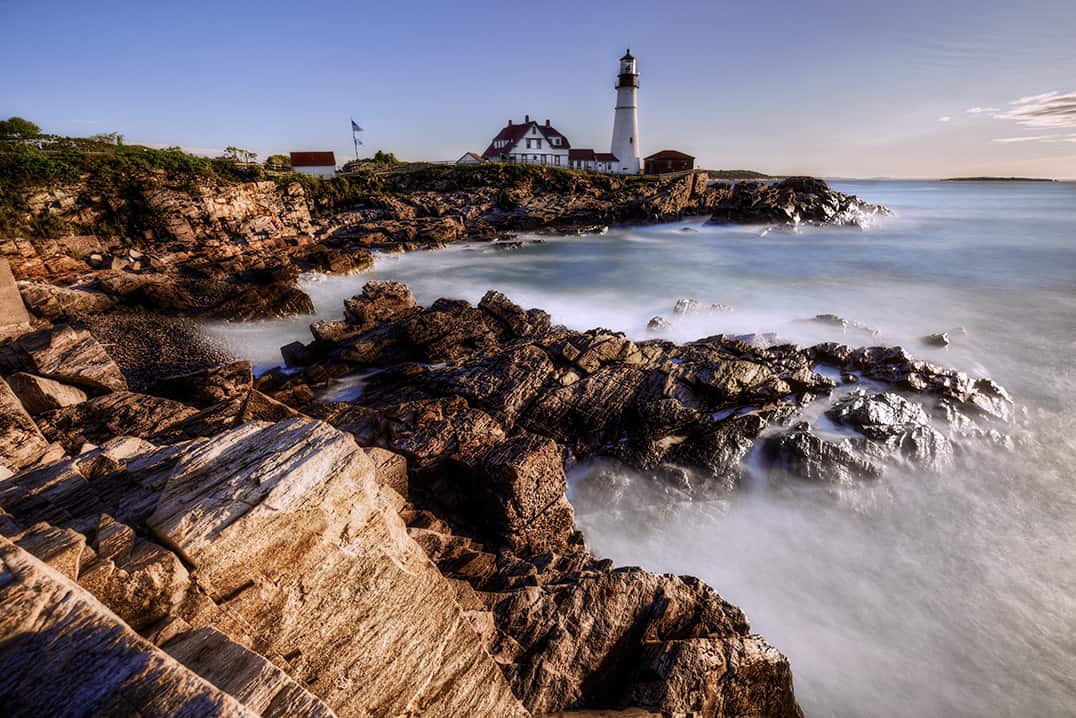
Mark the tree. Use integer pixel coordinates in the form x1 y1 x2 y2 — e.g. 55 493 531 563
90 131 125 145
372 150 399 164
0 116 41 139
265 153 291 169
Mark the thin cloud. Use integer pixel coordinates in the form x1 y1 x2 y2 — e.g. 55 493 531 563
938 116 952 122
992 90 1076 129
965 107 999 114
991 135 1056 143
991 133 1076 144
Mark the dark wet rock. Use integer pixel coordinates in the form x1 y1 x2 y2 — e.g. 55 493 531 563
414 532 803 718
203 281 314 320
923 332 951 347
150 361 253 409
824 344 1014 423
709 177 888 227
647 315 671 331
826 390 953 470
477 433 575 555
812 313 880 336
764 425 883 484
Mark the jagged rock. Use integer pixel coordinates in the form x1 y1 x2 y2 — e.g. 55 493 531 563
0 379 51 471
923 332 950 347
648 315 671 331
764 425 883 483
17 280 117 320
78 514 192 631
812 313 880 336
0 539 256 717
5 372 88 415
151 361 253 408
828 345 1014 423
826 390 953 470
367 446 409 498
35 391 199 454
674 298 702 315
204 281 314 320
479 290 551 338
486 563 802 717
145 418 529 717
280 340 312 367
343 280 417 331
10 521 88 579
478 433 574 555
709 177 887 227
0 324 128 393
404 298 506 363
162 627 338 718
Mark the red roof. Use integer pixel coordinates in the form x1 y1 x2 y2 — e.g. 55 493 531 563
290 151 336 167
481 119 571 160
569 149 595 162
594 152 618 162
644 149 694 161
460 152 484 162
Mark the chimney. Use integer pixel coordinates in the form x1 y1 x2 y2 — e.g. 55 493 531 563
545 118 551 127
508 119 513 126
525 114 530 123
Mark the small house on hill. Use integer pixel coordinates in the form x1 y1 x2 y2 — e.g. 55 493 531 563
456 152 484 165
290 151 337 178
482 115 571 167
644 150 694 175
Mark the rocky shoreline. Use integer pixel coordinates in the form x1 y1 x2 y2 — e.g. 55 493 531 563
4 167 888 326
0 267 1016 715
0 167 915 715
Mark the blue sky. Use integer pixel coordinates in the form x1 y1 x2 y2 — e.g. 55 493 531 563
3 0 1075 178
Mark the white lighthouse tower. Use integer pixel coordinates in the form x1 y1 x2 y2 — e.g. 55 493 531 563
610 49 641 174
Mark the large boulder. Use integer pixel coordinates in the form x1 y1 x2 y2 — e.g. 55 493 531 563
0 539 257 717
5 372 88 415
145 418 529 718
478 433 575 555
151 361 254 408
0 324 127 393
343 280 417 331
0 380 51 472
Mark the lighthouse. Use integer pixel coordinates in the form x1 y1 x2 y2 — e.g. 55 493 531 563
610 49 641 174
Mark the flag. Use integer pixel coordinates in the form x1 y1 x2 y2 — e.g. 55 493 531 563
351 120 364 132
355 138 363 145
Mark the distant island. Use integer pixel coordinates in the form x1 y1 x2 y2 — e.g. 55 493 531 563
701 169 773 179
943 176 1056 182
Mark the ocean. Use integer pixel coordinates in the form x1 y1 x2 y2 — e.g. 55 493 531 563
207 180 1076 717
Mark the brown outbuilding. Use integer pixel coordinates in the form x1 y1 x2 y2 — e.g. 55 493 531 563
643 150 695 175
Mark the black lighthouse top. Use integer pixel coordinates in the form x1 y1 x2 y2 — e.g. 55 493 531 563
617 49 638 88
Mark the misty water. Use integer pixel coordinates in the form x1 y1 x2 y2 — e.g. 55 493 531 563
207 180 1076 717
